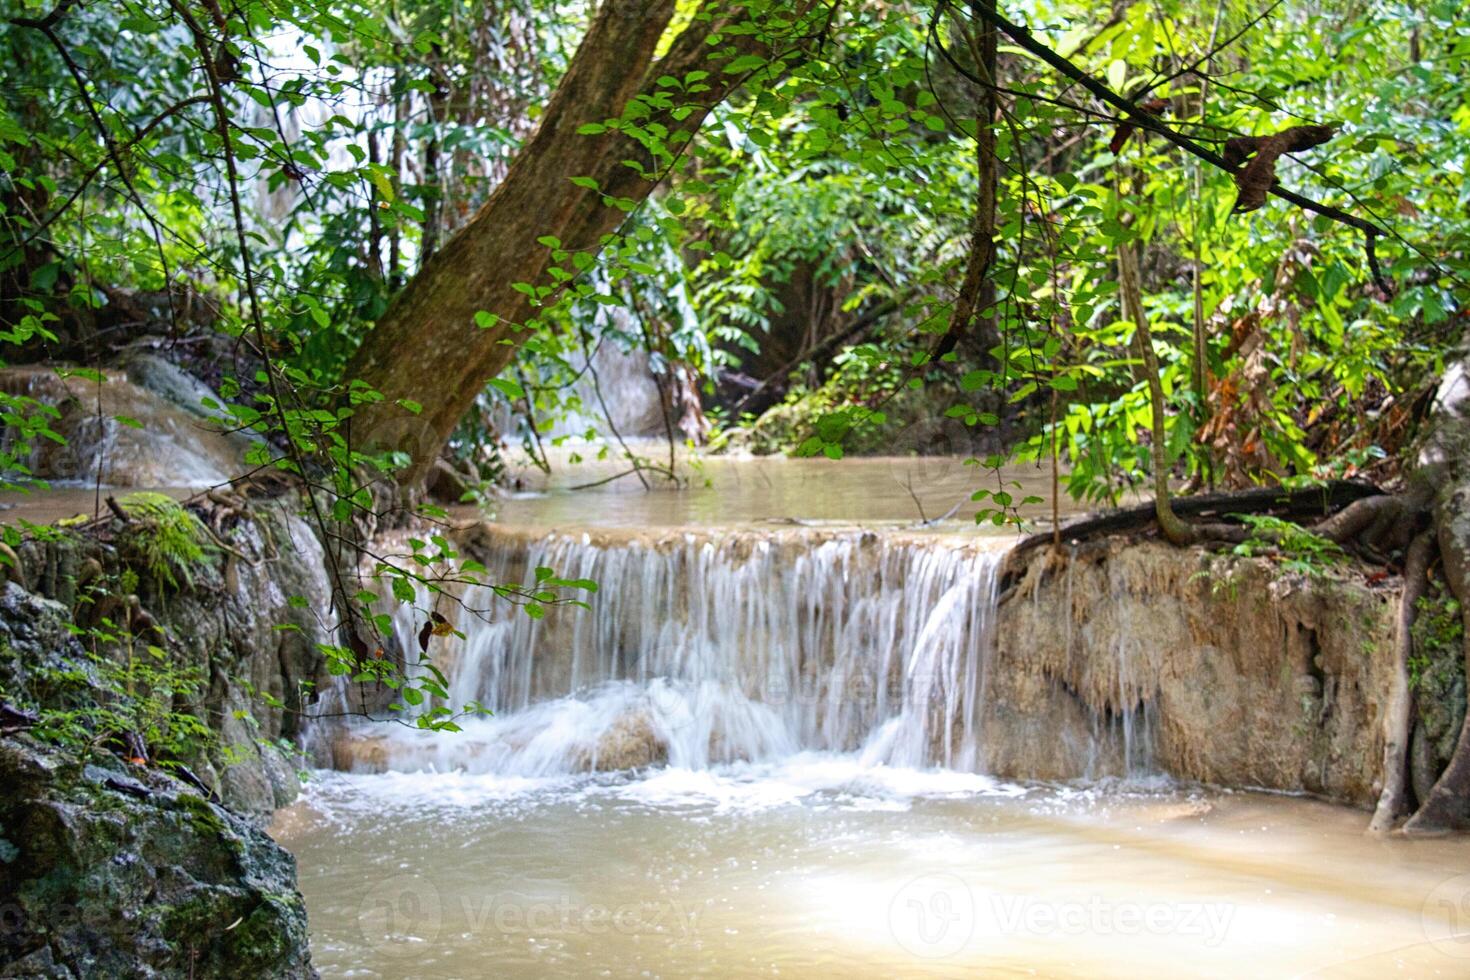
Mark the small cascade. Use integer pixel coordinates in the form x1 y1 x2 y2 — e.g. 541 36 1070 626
324 528 1007 777
0 366 244 487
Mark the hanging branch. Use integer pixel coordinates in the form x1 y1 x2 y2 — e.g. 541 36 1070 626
11 0 183 331
951 0 1394 297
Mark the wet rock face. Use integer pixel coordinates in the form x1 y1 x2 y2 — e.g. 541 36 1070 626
9 502 332 818
989 541 1399 805
0 583 90 709
0 366 247 488
0 736 316 979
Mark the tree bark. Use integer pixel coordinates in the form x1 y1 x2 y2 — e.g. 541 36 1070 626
1404 476 1470 833
1369 530 1434 833
345 1 807 486
935 0 999 363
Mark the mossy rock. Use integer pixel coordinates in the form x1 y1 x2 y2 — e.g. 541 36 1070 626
734 379 971 457
0 736 316 978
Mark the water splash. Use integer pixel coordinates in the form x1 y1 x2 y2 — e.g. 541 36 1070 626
324 528 1008 777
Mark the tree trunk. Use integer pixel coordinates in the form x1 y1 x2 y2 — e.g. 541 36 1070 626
1404 475 1470 833
1369 530 1434 833
1119 238 1193 545
346 1 805 486
936 0 999 363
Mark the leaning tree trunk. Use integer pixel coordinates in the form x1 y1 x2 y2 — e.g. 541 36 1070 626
346 0 811 486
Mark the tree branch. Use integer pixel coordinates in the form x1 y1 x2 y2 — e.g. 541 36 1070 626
958 1 1394 296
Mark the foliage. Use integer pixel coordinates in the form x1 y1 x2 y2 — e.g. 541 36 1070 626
115 492 213 591
1 0 1467 748
1229 514 1347 578
27 638 214 767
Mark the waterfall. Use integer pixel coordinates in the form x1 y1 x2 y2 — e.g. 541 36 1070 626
324 528 1006 777
0 365 244 488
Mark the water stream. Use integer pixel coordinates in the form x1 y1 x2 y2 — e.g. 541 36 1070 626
5 369 1468 976
278 453 1470 978
273 771 1470 978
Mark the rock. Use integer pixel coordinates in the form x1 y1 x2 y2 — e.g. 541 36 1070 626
6 502 333 818
584 712 667 771
121 353 223 421
988 540 1400 805
0 583 94 715
0 366 244 488
0 736 316 978
139 506 330 816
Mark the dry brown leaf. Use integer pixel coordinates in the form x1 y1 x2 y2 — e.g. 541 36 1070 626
1224 125 1336 213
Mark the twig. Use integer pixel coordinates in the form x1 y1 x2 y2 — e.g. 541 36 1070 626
947 0 1395 296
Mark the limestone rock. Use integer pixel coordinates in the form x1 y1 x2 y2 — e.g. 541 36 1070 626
988 540 1398 805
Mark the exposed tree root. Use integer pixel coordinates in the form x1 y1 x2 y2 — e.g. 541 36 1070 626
0 541 26 589
1403 479 1470 834
1012 481 1384 556
1314 484 1434 558
1369 530 1434 834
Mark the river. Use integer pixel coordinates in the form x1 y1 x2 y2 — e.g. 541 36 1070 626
267 448 1470 978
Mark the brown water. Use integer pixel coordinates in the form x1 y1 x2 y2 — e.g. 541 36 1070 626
9 400 1462 980
272 765 1470 979
2 448 1066 532
483 447 1073 530
0 486 194 525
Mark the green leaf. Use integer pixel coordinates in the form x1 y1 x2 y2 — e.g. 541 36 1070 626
724 54 766 74
488 377 524 400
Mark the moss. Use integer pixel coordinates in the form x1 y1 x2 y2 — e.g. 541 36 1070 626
1411 584 1466 770
734 378 957 456
230 896 300 964
174 790 230 842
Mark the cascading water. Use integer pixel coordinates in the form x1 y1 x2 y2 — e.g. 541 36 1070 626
275 482 1464 980
322 528 1009 777
0 364 244 488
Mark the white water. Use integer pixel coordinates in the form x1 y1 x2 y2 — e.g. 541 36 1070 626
324 529 1011 779
250 467 1470 978
0 366 244 489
